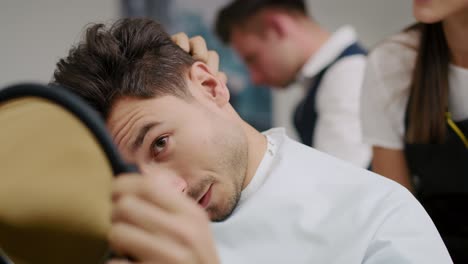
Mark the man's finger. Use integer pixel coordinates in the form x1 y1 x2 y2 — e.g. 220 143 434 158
108 223 183 263
217 72 228 85
112 173 142 202
112 194 182 237
113 174 202 215
107 259 134 264
171 32 190 52
206 50 220 73
189 36 209 62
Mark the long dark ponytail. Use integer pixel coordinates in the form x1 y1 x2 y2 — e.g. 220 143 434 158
406 22 450 144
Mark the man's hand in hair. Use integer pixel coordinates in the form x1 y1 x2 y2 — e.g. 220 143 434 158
172 33 227 84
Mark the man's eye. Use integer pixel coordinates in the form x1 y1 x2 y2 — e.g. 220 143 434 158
151 136 169 157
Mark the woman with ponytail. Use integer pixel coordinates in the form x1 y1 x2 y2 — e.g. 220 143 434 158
361 1 468 262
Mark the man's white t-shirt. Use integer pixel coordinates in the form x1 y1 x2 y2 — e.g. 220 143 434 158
212 128 451 264
361 30 468 149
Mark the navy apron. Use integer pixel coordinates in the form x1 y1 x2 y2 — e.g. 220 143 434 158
405 111 468 263
293 43 367 146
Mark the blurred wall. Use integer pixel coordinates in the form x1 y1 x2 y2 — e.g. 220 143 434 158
0 0 118 88
273 0 415 139
307 0 415 47
0 0 415 136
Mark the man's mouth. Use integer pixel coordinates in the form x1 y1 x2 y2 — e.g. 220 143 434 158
198 184 213 209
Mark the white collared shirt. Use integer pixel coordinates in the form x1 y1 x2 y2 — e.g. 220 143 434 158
294 25 371 168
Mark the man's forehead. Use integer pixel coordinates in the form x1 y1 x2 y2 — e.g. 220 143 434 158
107 97 139 128
106 95 184 148
231 26 258 41
106 97 153 148
231 31 259 56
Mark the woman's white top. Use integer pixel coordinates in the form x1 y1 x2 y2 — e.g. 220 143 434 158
361 29 468 149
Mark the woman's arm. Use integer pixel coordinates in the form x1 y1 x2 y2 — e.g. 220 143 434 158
372 146 413 193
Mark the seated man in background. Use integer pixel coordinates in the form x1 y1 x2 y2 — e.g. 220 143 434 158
215 0 371 168
51 18 451 263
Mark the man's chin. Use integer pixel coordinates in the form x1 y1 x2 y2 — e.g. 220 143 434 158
207 209 230 223
207 202 238 222
269 78 296 89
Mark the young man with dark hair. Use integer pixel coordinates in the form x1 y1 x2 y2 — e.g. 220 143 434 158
215 0 371 168
52 18 452 263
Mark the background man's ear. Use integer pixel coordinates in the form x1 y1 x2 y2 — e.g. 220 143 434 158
189 61 230 107
263 13 289 39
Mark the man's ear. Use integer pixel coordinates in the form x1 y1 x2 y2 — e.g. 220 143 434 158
263 13 289 39
188 61 230 107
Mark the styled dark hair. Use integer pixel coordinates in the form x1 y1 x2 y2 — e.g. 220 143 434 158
52 18 195 119
215 0 307 43
406 22 450 144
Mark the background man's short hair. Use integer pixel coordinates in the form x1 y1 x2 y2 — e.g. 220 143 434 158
52 18 195 119
215 0 307 43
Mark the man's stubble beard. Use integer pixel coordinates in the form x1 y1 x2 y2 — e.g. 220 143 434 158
209 125 249 222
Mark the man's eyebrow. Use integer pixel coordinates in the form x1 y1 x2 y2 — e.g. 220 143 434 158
131 122 160 152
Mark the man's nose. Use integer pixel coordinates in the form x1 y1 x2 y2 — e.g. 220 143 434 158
171 176 187 194
139 165 187 193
